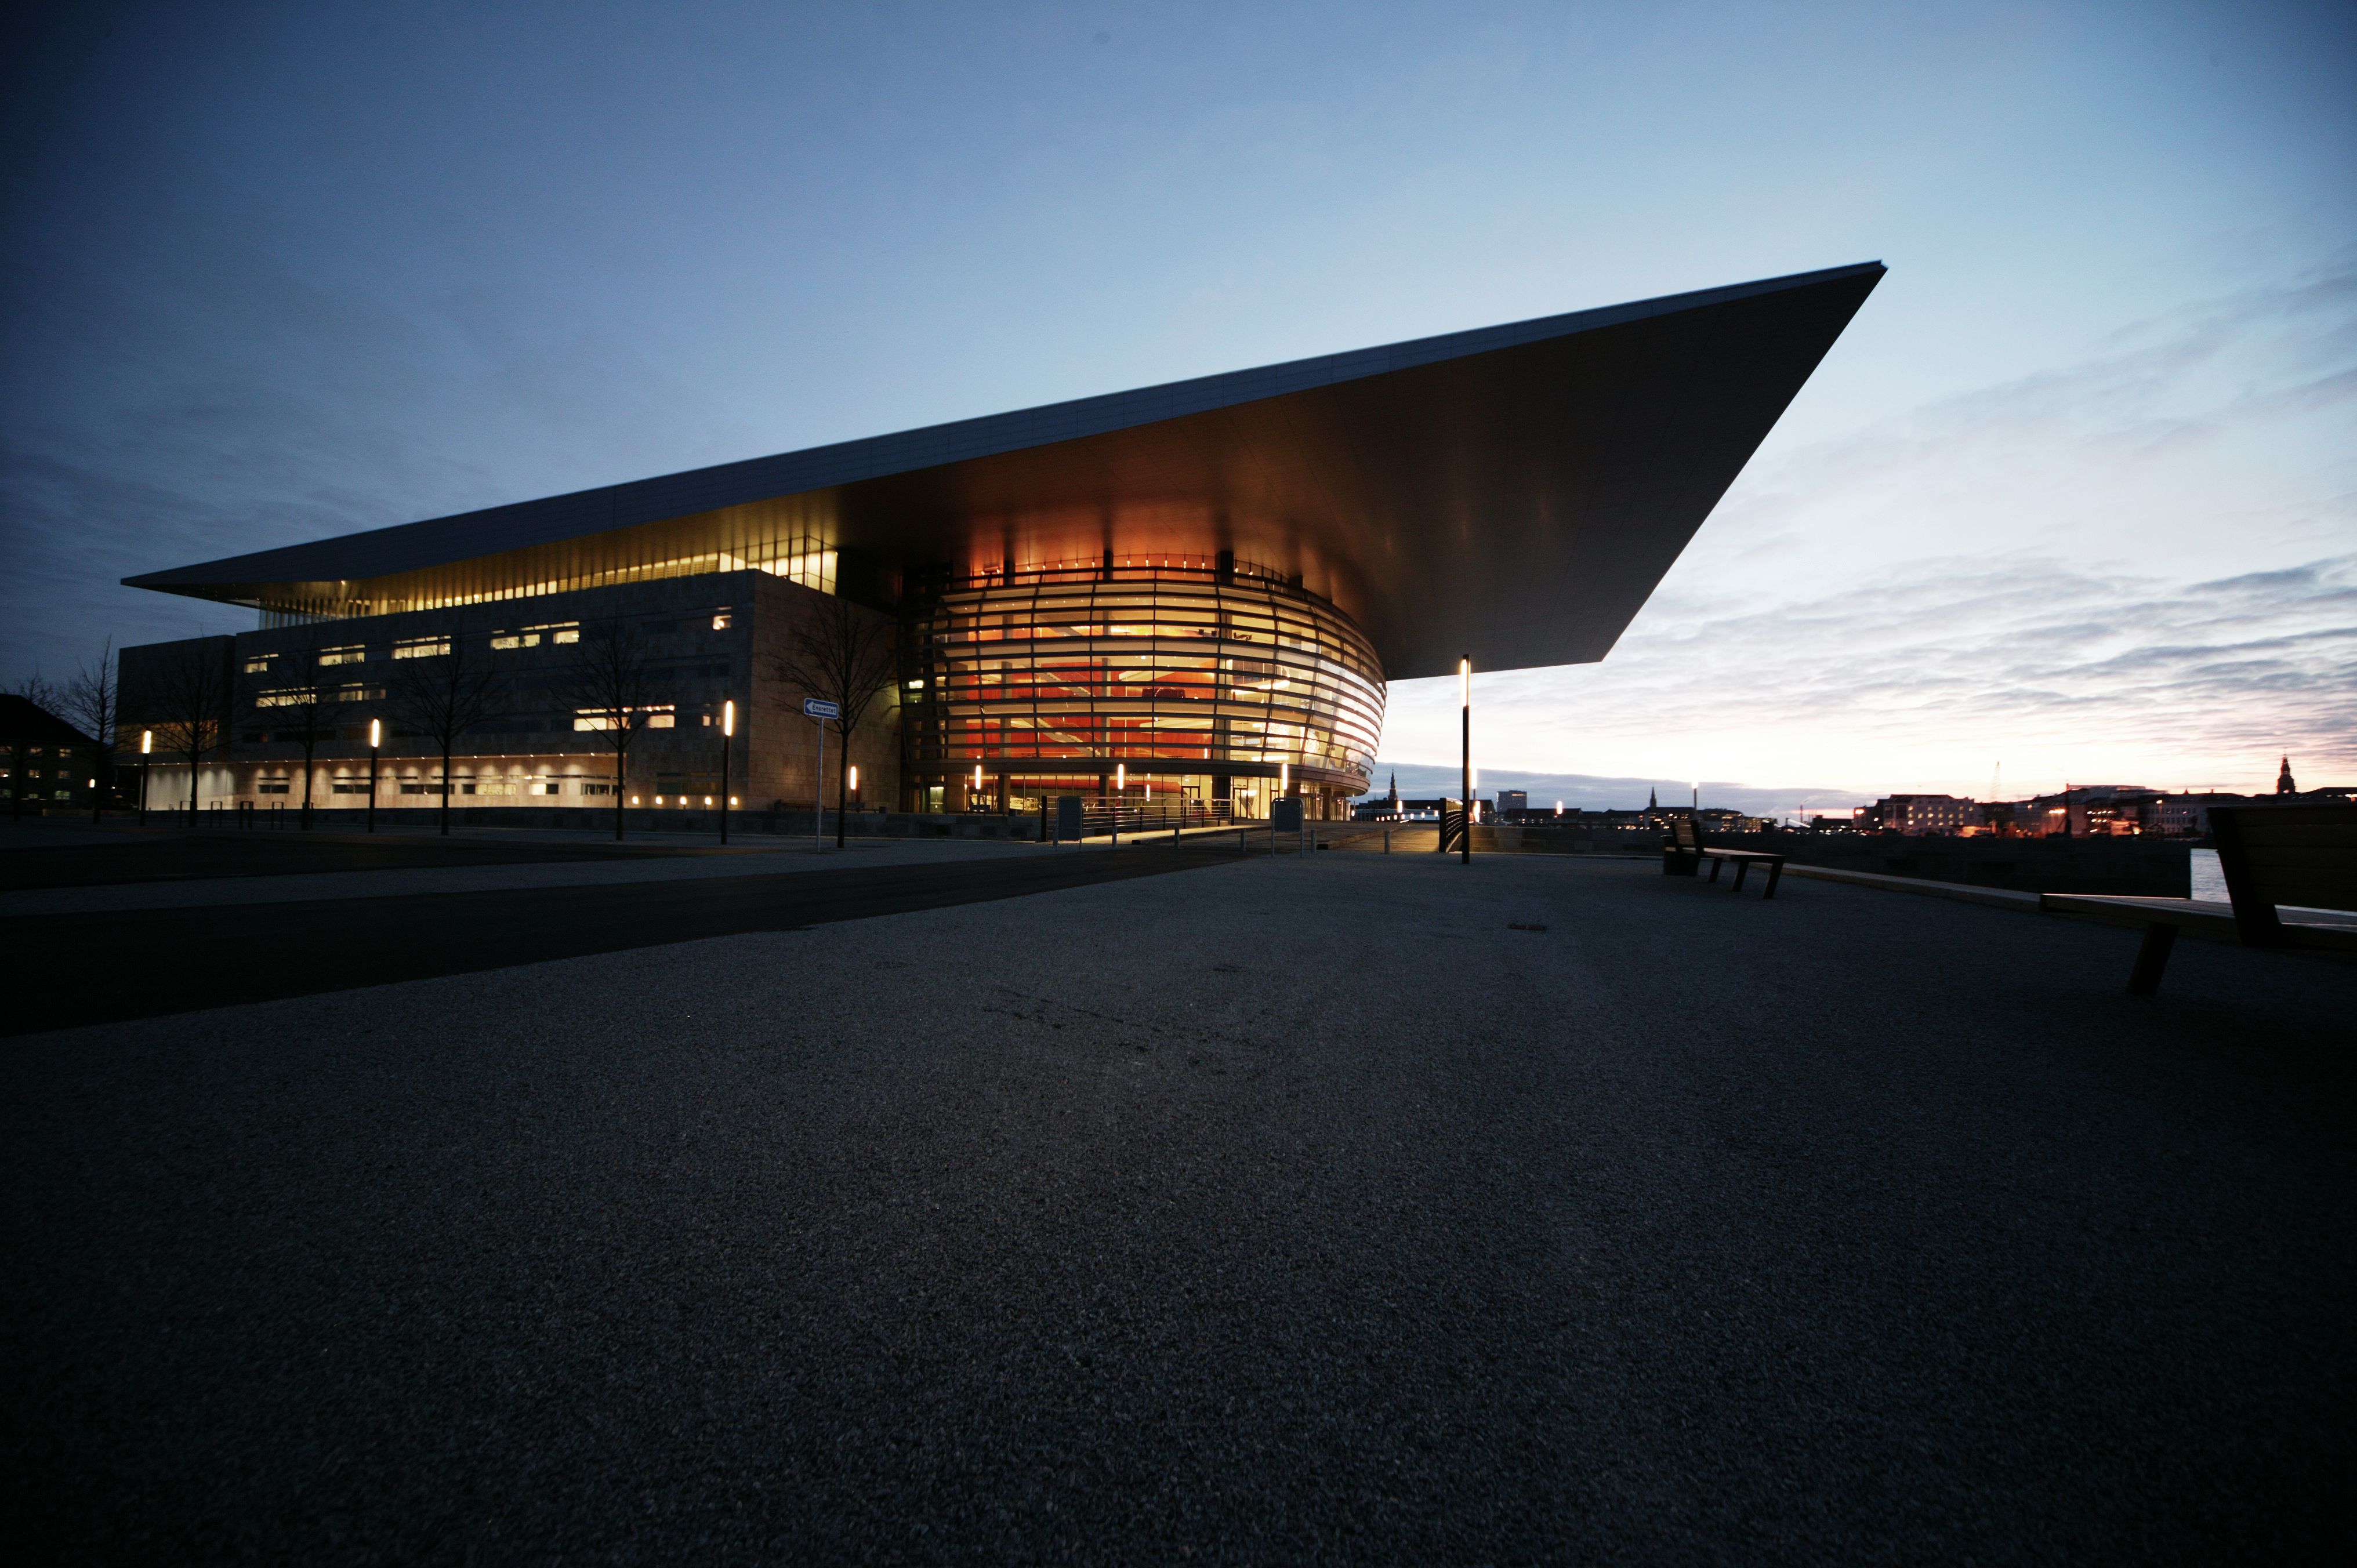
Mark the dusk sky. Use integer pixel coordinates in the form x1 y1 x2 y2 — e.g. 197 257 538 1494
4 1 2351 810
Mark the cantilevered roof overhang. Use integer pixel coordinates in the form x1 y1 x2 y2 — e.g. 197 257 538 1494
127 262 1883 680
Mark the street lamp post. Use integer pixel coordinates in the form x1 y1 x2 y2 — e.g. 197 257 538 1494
719 699 734 845
367 718 380 833
1460 656 1472 864
138 729 151 827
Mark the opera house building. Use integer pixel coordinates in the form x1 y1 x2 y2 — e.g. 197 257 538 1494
117 263 1881 822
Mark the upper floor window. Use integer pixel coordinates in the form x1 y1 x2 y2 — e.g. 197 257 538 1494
526 622 581 644
490 631 540 650
317 646 365 666
244 656 273 673
572 704 675 732
392 637 450 659
711 611 734 630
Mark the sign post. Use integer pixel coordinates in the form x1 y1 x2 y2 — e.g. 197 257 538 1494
802 698 839 851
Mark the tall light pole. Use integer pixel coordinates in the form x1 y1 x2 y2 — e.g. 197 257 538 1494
719 699 734 844
138 729 151 827
1460 656 1471 863
367 718 380 833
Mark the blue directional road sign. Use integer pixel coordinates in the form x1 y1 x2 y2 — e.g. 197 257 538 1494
802 698 841 720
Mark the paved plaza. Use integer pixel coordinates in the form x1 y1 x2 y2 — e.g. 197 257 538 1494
6 844 2354 1561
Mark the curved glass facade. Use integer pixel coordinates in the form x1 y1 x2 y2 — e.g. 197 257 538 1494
901 559 1384 819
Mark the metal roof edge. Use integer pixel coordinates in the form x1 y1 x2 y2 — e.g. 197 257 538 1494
125 261 1886 592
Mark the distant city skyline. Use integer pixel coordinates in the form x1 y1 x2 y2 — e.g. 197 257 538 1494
5 2 2350 798
1352 758 2328 823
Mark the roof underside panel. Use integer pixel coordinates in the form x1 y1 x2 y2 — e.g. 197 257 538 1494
126 263 1883 680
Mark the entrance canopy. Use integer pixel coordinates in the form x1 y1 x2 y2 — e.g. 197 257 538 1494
127 262 1883 680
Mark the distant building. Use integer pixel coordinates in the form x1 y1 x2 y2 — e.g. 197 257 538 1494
1860 793 1978 835
2278 756 2298 794
2 695 99 816
1495 789 1528 817
1352 773 1409 821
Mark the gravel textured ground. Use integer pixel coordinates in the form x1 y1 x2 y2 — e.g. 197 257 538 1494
0 823 1043 916
6 852 2354 1563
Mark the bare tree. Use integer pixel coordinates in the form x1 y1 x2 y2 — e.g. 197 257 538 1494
64 640 117 824
553 618 654 841
125 641 233 822
772 596 897 847
245 638 341 830
385 634 505 836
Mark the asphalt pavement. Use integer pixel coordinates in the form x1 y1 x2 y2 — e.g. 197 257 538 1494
6 852 2354 1562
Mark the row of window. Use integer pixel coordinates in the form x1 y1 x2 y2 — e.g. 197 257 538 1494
244 611 739 676
245 624 583 674
309 779 619 797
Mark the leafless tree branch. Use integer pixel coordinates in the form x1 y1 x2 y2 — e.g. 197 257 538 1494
553 618 655 841
771 596 897 845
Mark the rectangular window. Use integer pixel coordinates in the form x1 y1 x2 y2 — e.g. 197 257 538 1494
392 637 450 659
337 684 385 701
253 689 314 707
527 622 581 644
244 656 273 673
530 781 565 796
256 782 291 794
573 704 673 731
398 782 447 796
490 631 542 650
579 782 615 796
330 782 370 794
317 646 365 666
711 611 733 630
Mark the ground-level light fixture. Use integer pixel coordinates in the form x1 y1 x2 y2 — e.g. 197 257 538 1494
366 718 381 833
718 698 735 844
1116 762 1125 792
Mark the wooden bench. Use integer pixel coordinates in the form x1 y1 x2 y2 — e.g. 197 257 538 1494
1662 816 1701 876
1662 817 1785 898
2041 803 2357 994
1701 844 1787 899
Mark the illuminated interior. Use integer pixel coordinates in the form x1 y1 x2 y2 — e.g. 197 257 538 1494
901 558 1381 818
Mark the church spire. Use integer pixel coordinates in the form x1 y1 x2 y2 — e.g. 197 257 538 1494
2278 756 2298 795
